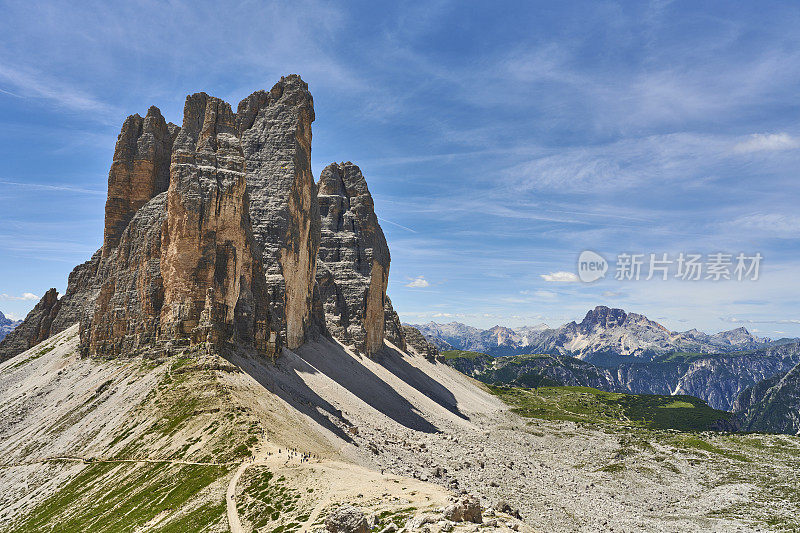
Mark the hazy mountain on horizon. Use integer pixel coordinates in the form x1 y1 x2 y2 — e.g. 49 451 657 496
0 311 21 342
409 306 773 359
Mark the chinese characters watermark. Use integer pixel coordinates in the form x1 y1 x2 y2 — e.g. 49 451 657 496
578 251 762 283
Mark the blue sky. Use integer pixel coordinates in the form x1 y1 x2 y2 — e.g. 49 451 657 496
1 0 800 336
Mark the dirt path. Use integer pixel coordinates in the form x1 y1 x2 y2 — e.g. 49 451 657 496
0 456 236 468
226 443 289 533
226 461 248 533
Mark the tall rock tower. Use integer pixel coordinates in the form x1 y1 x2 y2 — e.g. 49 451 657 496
316 162 390 356
238 76 320 350
102 106 179 258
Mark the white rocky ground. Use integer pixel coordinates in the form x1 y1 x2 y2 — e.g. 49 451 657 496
1 327 797 531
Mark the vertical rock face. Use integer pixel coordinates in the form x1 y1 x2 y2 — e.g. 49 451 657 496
0 288 61 361
49 251 103 333
402 325 440 360
316 162 389 356
159 93 276 354
82 93 279 357
102 107 178 258
238 75 319 350
83 194 167 356
384 296 407 352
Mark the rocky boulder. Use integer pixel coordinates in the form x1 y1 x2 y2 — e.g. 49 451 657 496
442 494 482 523
324 504 369 533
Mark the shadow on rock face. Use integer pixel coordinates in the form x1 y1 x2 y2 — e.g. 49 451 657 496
224 347 356 444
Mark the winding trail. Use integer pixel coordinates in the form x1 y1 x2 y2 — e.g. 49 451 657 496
226 461 248 533
0 456 236 468
226 444 298 533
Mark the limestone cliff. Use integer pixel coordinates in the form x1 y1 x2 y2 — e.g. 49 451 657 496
102 106 179 258
238 76 320 350
384 296 407 352
83 94 278 357
159 93 277 354
316 162 389 356
1 76 421 363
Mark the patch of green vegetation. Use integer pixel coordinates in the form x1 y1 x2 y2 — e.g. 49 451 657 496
236 467 307 531
489 385 734 432
670 435 749 462
375 506 417 529
36 344 57 356
6 462 231 533
7 344 58 370
114 356 261 463
597 463 626 474
440 350 487 360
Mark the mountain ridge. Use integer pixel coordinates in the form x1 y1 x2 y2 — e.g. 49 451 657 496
411 305 772 359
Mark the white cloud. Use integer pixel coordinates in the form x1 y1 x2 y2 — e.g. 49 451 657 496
722 316 800 325
0 63 116 117
0 292 39 301
534 290 558 300
540 271 579 282
405 276 430 288
733 133 800 153
731 213 800 236
602 290 625 298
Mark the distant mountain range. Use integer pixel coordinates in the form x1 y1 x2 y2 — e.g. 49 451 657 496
410 306 771 361
0 311 21 342
445 340 800 412
432 306 800 434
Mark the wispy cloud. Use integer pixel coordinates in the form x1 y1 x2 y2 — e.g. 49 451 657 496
733 133 800 153
0 63 116 117
731 213 800 237
722 317 800 325
0 179 106 196
377 216 417 233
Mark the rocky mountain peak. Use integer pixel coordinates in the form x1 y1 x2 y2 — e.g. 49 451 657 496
580 306 628 330
102 104 179 259
0 76 422 363
238 74 318 350
316 162 390 356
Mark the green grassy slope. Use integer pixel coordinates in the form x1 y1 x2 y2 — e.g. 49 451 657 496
3 350 264 533
489 385 735 432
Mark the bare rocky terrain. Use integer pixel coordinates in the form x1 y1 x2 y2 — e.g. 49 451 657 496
3 327 799 532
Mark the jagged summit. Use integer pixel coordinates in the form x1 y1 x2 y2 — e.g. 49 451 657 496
0 76 436 362
316 162 390 356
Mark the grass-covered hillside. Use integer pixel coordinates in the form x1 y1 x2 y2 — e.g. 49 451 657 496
442 350 619 390
489 385 736 432
0 327 264 532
